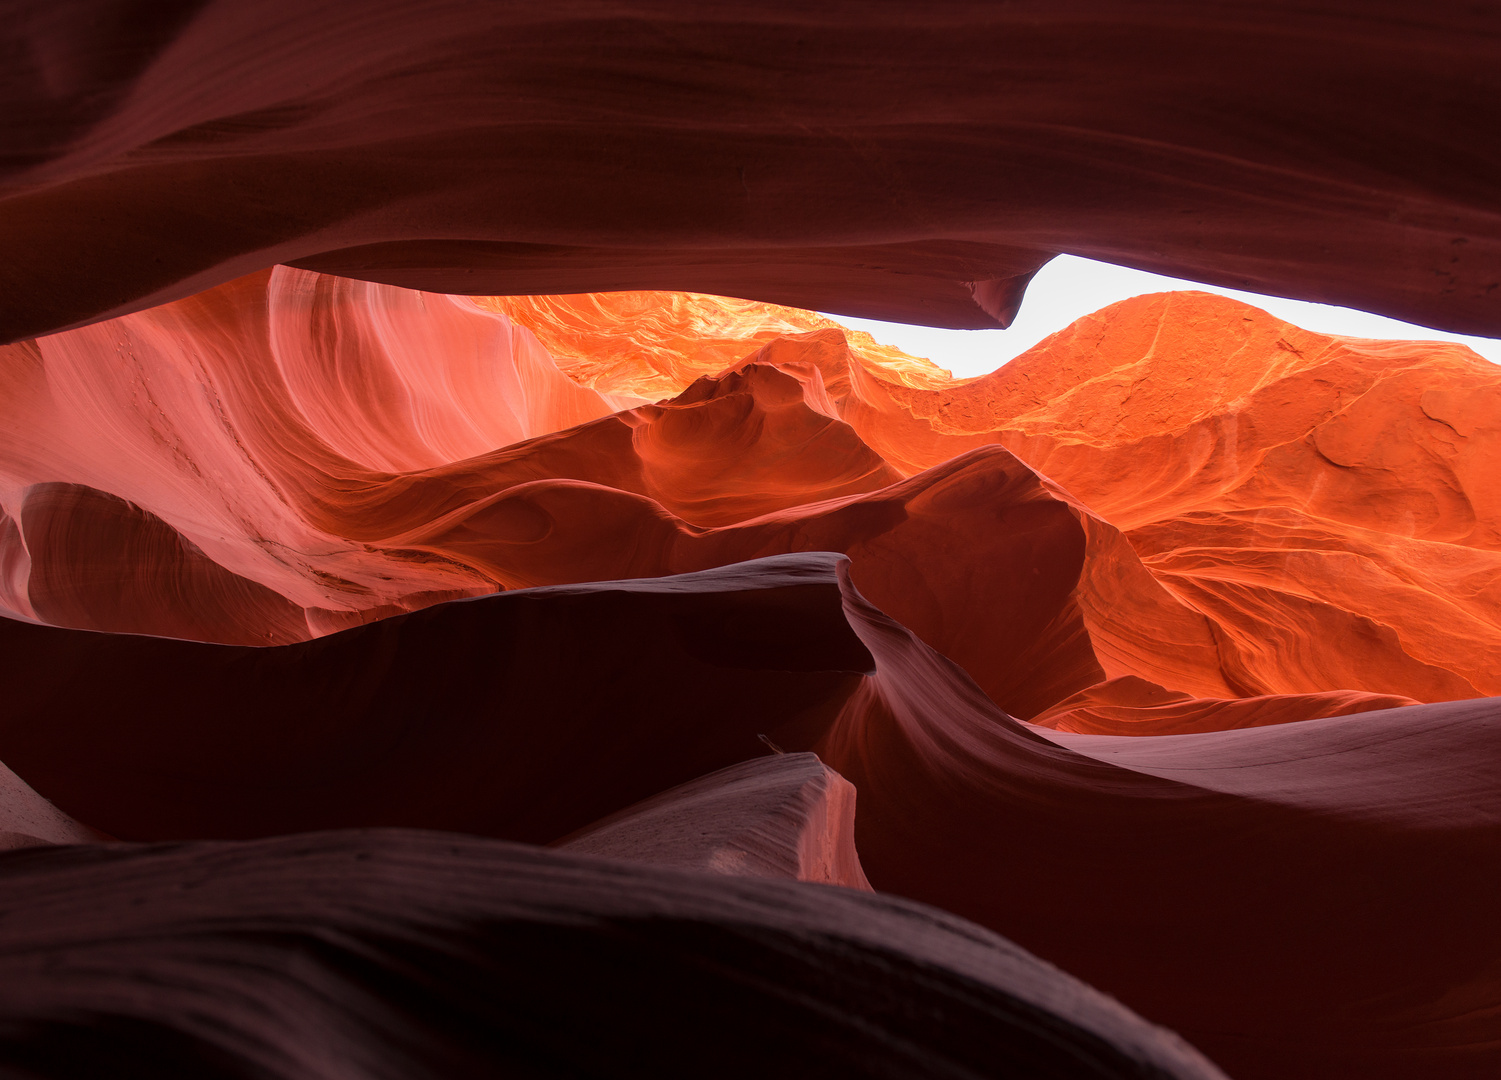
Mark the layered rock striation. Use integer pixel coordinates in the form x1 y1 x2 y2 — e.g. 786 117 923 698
4 275 1496 724
2 275 1500 1079
2 552 1498 1080
3 3 1500 343
0 828 1229 1080
5 7 1501 1076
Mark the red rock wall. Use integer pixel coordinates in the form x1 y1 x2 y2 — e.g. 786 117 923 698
1 550 1497 1079
3 3 1499 343
7 275 1494 727
1 273 1500 1077
5 7 1501 1077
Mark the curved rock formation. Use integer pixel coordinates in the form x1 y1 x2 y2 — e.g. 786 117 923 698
0 554 871 842
0 757 107 851
1031 676 1417 737
5 8 1501 1077
814 560 1501 1080
555 752 872 890
21 481 310 645
2 553 1497 1079
1 223 1499 1080
493 287 1501 711
0 829 1227 1080
826 291 1501 703
5 275 1496 726
3 4 1500 343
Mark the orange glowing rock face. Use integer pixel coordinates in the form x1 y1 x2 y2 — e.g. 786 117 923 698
7 273 1501 1080
3 274 1498 725
492 286 1501 715
475 290 957 399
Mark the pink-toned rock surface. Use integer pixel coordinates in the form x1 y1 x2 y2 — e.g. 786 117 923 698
6 276 1497 728
4 8 1501 1077
0 756 108 851
556 752 872 890
21 481 310 644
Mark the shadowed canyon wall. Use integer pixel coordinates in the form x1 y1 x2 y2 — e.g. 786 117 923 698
3 5 1501 1079
2 271 1500 1078
3 3 1499 343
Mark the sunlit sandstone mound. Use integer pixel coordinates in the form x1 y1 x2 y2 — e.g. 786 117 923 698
4 273 1501 1079
2 275 1498 726
447 286 1501 714
495 288 1501 709
477 291 956 399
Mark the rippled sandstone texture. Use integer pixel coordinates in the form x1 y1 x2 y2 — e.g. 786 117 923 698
2 273 1501 1079
4 6 1501 1077
3 3 1500 344
4 272 1496 724
2 553 1498 1080
0 829 1230 1080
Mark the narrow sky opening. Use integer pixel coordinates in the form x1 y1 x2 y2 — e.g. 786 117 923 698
825 254 1501 378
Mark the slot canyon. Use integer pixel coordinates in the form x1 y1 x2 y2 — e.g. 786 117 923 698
0 5 1498 1078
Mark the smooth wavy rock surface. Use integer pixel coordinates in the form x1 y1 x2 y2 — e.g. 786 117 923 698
7 9 1501 1076
3 3 1500 342
3 554 1498 1079
0 830 1228 1080
498 286 1501 712
812 560 1501 1080
0 757 107 851
556 752 872 890
0 554 871 842
2 264 1499 1079
4 274 1496 730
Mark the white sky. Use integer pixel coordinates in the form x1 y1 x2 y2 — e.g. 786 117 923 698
825 254 1501 378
